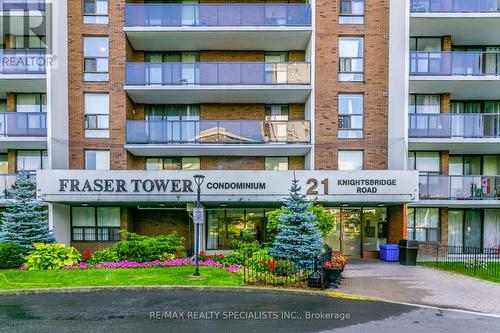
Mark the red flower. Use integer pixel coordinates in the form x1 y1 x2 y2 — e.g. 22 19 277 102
199 251 205 257
81 250 92 260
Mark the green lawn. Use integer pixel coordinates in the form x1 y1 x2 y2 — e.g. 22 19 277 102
418 262 500 284
0 266 244 290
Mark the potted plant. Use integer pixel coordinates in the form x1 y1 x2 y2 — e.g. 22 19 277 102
323 254 348 289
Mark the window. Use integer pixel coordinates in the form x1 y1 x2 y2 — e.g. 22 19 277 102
410 37 442 52
16 94 46 113
83 0 108 24
340 0 364 24
145 157 200 171
0 154 7 174
265 157 288 171
409 95 440 114
449 155 481 176
407 208 440 242
339 37 364 81
408 152 440 174
338 150 363 170
12 36 46 49
84 93 109 138
72 207 120 241
85 150 110 170
338 94 363 138
16 150 47 173
83 36 109 81
265 105 289 121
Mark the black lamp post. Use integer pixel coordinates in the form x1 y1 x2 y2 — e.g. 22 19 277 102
193 174 205 276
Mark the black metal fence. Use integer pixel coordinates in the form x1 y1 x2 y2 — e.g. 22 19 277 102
427 245 500 279
242 251 332 286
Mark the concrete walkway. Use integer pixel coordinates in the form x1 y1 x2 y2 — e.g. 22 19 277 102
337 259 500 315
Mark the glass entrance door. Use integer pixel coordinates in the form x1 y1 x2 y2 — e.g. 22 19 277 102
341 208 362 256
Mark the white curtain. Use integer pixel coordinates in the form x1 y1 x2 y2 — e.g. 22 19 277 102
484 209 500 248
448 210 463 248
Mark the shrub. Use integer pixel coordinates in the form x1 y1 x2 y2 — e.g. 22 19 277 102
23 243 81 270
274 260 296 277
88 249 119 265
246 249 275 273
111 232 186 262
159 252 177 261
222 251 245 266
464 259 487 270
0 243 26 269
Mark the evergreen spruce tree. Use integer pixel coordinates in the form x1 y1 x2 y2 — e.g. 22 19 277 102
270 176 323 269
0 171 55 249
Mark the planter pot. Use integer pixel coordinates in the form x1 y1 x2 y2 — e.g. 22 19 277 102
324 267 342 289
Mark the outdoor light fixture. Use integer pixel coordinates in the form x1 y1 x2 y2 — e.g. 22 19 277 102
158 203 166 207
377 203 385 207
193 174 205 277
341 203 349 207
80 203 89 207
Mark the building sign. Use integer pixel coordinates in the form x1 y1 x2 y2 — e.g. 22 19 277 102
192 207 204 225
37 170 419 203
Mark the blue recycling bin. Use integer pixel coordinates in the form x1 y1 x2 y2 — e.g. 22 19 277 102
379 244 399 262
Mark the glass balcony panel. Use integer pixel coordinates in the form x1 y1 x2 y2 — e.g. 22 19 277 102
409 114 500 138
126 62 310 85
411 0 500 12
0 112 47 137
126 120 310 144
420 175 500 200
125 4 311 27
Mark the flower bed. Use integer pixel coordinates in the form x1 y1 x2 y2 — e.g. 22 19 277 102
55 258 240 273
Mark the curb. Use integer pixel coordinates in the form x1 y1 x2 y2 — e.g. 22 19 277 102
0 285 329 297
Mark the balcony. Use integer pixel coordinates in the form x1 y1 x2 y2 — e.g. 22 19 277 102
125 120 311 156
410 1 500 45
125 62 311 104
409 52 500 99
408 113 500 153
0 112 47 150
411 0 500 13
124 4 312 51
0 49 47 94
419 174 500 203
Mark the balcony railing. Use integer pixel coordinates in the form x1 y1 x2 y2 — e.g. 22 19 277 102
409 113 500 138
125 4 311 27
410 52 500 76
0 0 45 11
419 174 500 200
126 120 311 145
126 62 311 86
0 112 47 137
0 49 46 74
411 0 500 13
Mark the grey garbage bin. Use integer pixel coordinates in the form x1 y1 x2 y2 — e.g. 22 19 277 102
398 240 419 266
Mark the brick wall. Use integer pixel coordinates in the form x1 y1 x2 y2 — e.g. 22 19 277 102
387 204 407 243
7 150 15 173
200 104 265 120
442 36 452 51
315 0 389 170
440 151 449 175
201 156 265 170
289 156 305 170
6 93 15 112
130 209 191 249
441 93 450 113
68 0 128 170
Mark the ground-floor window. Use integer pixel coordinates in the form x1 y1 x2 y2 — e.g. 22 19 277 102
207 209 266 250
449 209 500 249
407 207 440 242
71 207 120 241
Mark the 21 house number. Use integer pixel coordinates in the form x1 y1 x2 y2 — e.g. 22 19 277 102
306 178 329 195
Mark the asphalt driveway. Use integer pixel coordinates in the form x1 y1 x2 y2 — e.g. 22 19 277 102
0 288 499 333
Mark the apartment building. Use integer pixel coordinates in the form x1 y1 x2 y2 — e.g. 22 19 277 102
10 0 500 258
